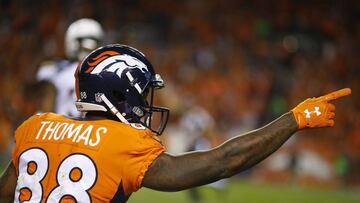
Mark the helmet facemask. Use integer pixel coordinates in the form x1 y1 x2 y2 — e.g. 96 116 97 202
139 82 169 135
114 74 169 135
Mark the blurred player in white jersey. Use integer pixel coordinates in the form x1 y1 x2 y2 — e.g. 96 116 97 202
36 18 104 116
183 106 228 202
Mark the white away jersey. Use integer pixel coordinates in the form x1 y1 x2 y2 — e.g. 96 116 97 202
37 60 80 116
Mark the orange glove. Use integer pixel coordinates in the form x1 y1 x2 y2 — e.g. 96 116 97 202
291 88 351 129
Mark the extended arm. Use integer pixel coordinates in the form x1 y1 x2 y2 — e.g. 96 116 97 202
143 112 297 191
0 161 17 202
143 88 351 191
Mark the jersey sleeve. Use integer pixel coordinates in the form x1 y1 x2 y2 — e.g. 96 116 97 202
118 129 165 195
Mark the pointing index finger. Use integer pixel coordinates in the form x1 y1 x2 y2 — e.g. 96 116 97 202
321 88 352 101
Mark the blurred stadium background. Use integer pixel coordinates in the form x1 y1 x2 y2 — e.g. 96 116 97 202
0 0 359 202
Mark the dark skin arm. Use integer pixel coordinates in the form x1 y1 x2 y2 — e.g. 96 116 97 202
143 112 298 191
0 161 16 202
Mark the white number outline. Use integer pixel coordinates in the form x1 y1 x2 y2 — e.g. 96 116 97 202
15 148 98 203
46 153 98 202
15 147 49 203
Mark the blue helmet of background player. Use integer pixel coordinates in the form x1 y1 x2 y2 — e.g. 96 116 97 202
75 44 169 135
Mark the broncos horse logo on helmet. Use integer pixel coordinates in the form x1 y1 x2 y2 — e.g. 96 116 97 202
75 44 169 135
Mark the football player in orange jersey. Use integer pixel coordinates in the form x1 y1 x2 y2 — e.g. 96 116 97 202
0 44 351 202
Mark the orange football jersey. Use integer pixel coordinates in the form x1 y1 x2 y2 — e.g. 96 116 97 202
12 113 165 203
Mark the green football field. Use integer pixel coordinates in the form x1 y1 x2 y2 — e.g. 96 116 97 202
129 180 360 203
1 165 359 202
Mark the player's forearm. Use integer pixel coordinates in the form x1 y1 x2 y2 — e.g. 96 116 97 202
177 112 298 185
144 112 298 191
214 111 298 178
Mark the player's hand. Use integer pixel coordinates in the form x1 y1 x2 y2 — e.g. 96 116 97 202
291 88 351 129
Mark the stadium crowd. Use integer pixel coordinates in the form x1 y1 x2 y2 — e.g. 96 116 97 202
0 0 359 187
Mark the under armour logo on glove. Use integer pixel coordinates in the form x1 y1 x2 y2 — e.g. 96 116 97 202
291 88 351 129
304 107 321 118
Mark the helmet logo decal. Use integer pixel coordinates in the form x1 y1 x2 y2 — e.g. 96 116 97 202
86 55 149 94
88 55 149 76
85 51 120 73
87 51 120 66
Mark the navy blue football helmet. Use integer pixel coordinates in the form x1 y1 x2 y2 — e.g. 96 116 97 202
75 44 169 135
